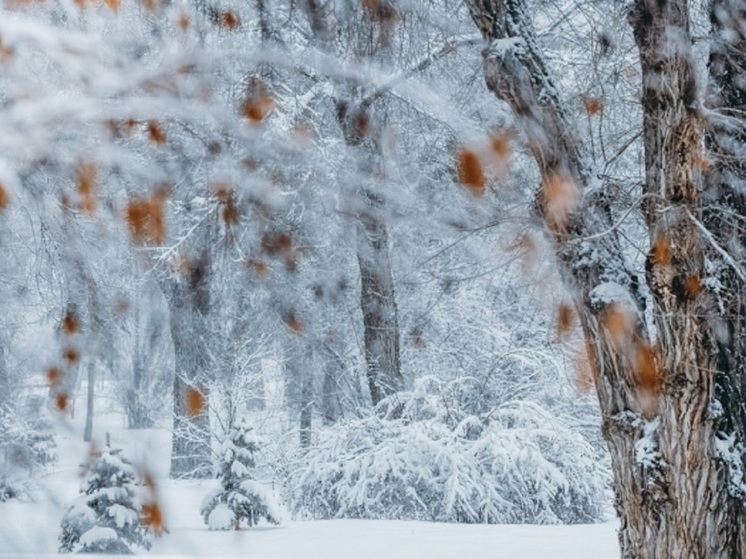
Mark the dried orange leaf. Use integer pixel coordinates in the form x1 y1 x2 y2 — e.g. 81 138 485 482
142 501 165 534
541 174 579 231
582 96 603 116
556 302 574 340
147 121 166 145
61 311 79 335
0 184 9 210
46 367 63 388
684 275 703 299
63 347 80 365
489 134 511 160
651 236 671 266
635 343 661 397
126 191 167 245
55 392 69 412
600 303 635 347
246 258 268 278
185 386 205 417
456 148 486 196
77 162 97 214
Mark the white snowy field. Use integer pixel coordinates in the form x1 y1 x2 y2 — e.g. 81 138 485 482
0 410 620 558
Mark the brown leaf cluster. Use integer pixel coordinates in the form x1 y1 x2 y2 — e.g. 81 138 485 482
540 173 579 232
283 313 304 335
0 36 13 63
77 162 97 214
185 386 205 417
126 190 167 245
147 121 166 145
140 0 162 11
684 275 703 299
635 343 661 396
650 236 671 266
212 183 239 225
352 110 370 141
217 10 239 30
0 184 9 210
62 347 80 365
582 96 603 116
241 78 275 123
456 148 486 196
46 366 63 388
142 502 165 534
72 0 120 10
556 302 574 341
245 258 268 278
600 303 636 347
61 311 79 334
574 341 598 393
55 392 69 412
362 0 400 23
177 12 190 31
261 231 296 269
490 134 511 160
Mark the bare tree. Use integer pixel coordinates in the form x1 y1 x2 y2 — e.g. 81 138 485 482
302 0 402 406
464 0 746 556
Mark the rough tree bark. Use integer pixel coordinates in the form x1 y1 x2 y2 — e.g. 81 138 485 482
166 249 212 479
464 0 746 556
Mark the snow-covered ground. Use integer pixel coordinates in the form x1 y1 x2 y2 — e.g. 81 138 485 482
0 411 620 558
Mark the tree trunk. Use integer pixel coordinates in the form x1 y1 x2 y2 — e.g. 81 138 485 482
464 0 746 556
356 188 401 405
167 250 213 479
301 1 403 407
83 360 94 443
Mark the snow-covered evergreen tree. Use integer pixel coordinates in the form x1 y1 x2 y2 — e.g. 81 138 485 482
59 446 151 554
201 418 280 530
0 406 56 501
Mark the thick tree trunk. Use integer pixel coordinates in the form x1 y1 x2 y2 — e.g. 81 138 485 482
301 2 403 407
166 250 212 479
465 0 746 556
356 189 401 405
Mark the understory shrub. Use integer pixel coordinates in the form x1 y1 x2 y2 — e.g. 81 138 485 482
289 380 605 524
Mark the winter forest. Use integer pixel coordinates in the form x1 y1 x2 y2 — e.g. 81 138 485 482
2 0 746 557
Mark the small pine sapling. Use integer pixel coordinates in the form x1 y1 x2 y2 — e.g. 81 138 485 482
59 445 151 554
201 417 280 530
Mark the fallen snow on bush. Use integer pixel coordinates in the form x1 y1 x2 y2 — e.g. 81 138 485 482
290 381 605 524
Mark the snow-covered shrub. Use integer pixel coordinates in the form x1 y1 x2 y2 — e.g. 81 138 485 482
59 446 151 554
201 418 281 530
289 381 605 524
0 406 56 501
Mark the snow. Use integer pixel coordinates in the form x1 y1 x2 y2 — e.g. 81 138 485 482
0 411 620 558
487 37 527 58
78 526 118 547
715 432 746 498
108 503 138 529
589 282 637 309
634 417 661 470
207 503 234 531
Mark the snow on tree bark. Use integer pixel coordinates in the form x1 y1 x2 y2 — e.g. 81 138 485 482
465 0 746 556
